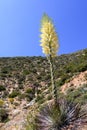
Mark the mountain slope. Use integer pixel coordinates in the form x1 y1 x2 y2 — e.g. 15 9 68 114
0 48 87 130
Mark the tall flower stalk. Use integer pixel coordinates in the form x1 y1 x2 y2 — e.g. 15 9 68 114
40 14 59 103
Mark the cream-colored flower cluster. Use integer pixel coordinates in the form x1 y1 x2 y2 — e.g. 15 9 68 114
40 15 59 57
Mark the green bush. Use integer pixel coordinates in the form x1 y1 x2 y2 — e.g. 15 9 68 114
1 68 8 74
23 69 30 75
83 94 87 100
0 99 4 107
25 88 33 94
2 91 9 98
18 84 23 89
66 85 87 105
47 95 52 100
18 93 26 100
0 85 6 91
36 94 45 105
0 108 8 122
9 90 20 98
25 88 35 101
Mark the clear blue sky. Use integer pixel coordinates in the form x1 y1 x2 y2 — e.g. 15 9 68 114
0 0 87 57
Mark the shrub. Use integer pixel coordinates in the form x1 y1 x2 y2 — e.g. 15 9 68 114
47 95 52 100
66 86 87 105
1 68 8 74
9 90 20 98
0 85 6 91
83 94 87 100
25 88 33 94
18 84 23 89
18 93 26 100
0 99 4 107
23 69 30 75
36 94 44 102
2 90 9 98
0 108 8 122
25 88 35 101
8 98 14 104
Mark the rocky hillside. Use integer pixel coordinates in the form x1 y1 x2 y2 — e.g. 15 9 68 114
0 48 87 130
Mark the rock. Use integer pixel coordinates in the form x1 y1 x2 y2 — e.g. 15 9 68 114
23 98 35 109
10 109 21 118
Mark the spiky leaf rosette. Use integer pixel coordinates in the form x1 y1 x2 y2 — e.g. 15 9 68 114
35 99 87 130
40 14 59 57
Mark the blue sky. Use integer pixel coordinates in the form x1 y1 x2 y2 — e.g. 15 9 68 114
0 0 87 57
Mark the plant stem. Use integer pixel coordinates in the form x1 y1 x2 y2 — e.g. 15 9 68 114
48 55 57 104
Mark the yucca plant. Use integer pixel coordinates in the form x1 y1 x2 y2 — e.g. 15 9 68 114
38 14 87 130
34 99 87 130
40 13 59 103
26 14 87 130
